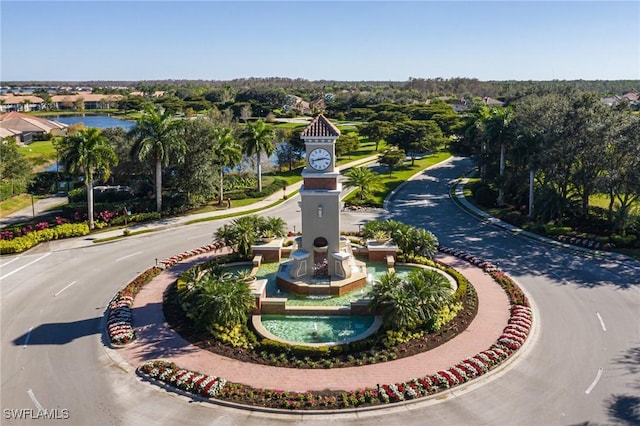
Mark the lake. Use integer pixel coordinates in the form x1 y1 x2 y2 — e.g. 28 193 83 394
50 115 135 130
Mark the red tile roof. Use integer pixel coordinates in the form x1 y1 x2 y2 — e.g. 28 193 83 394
301 114 340 138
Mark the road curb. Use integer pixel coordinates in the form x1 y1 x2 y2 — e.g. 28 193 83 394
451 174 639 268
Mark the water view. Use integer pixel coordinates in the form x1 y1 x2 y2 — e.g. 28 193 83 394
225 261 416 307
50 115 135 130
260 315 375 344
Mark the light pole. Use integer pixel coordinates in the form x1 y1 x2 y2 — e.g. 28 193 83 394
30 193 35 218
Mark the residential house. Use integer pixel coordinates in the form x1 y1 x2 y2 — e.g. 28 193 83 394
0 94 45 112
483 97 505 107
51 93 123 110
0 112 67 144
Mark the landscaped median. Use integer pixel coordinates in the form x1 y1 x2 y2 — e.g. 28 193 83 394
107 244 534 411
106 243 225 346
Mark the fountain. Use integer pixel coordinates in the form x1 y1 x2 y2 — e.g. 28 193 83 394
248 115 426 347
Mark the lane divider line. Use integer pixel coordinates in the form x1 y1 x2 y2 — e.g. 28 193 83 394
0 253 51 280
187 233 211 240
114 251 142 262
27 389 45 411
0 256 22 267
54 281 77 297
23 326 33 349
596 312 607 332
585 368 603 394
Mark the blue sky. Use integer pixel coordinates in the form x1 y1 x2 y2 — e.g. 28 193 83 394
1 1 639 81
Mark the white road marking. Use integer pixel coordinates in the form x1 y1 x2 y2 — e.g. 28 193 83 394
187 233 211 240
27 389 45 411
585 368 603 394
1 256 22 267
0 253 51 280
596 312 607 331
115 251 142 262
23 327 33 349
53 281 77 297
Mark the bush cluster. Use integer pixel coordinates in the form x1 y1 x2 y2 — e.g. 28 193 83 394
0 223 90 254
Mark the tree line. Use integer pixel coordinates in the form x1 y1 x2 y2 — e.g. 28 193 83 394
454 92 639 238
52 106 288 229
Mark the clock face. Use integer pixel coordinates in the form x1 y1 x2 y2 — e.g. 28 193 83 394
308 148 331 171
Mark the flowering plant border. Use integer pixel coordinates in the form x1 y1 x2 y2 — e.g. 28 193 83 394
138 360 227 397
127 244 534 411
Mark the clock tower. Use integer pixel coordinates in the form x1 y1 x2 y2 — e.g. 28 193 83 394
290 114 351 279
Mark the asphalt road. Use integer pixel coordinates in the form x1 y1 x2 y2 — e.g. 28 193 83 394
1 156 639 426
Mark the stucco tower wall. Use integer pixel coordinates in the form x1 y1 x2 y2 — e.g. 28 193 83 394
300 188 342 276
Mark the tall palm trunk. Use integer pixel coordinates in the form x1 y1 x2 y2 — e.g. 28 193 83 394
498 142 505 206
256 156 263 192
87 178 95 229
219 169 225 205
528 168 535 218
155 157 162 213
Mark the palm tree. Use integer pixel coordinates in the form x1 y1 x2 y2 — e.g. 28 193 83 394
129 105 185 212
406 228 439 259
344 166 383 201
370 268 453 331
214 215 265 259
59 128 118 229
484 106 513 206
210 125 242 205
179 269 254 330
460 104 490 181
406 269 453 320
241 119 275 192
370 271 420 331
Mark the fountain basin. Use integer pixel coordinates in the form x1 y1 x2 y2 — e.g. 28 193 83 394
252 314 382 347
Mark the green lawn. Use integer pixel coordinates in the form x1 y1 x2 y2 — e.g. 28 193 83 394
19 140 57 162
461 179 640 260
0 194 36 218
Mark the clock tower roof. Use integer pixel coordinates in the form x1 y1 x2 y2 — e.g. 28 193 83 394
301 114 341 138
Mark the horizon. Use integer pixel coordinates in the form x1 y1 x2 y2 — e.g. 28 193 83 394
1 1 639 82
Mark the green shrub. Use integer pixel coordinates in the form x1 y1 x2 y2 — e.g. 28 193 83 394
474 186 497 207
427 302 463 332
610 234 637 247
544 224 573 235
499 210 528 227
290 344 330 358
258 339 291 355
0 223 90 254
110 212 161 226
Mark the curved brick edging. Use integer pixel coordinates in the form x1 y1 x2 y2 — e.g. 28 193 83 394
105 243 227 346
115 253 513 391
105 242 535 410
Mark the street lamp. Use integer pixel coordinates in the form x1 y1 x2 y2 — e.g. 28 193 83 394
30 193 35 218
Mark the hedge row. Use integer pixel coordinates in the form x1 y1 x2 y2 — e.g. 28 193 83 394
0 223 90 254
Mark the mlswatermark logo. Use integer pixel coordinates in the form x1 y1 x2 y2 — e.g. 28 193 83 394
3 408 70 420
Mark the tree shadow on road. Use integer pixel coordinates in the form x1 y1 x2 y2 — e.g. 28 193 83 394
126 301 200 360
12 317 101 346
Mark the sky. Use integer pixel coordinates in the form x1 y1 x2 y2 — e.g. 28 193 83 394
1 0 639 82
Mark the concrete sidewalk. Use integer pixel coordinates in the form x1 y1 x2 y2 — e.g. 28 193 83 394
13 155 380 251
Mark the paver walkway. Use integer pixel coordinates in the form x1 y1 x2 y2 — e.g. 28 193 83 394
118 252 510 392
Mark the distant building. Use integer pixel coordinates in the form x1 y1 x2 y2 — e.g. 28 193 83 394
483 97 505 107
0 94 44 112
51 93 123 110
0 112 67 144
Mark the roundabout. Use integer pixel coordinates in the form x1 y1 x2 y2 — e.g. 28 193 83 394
107 247 525 404
1 156 638 425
